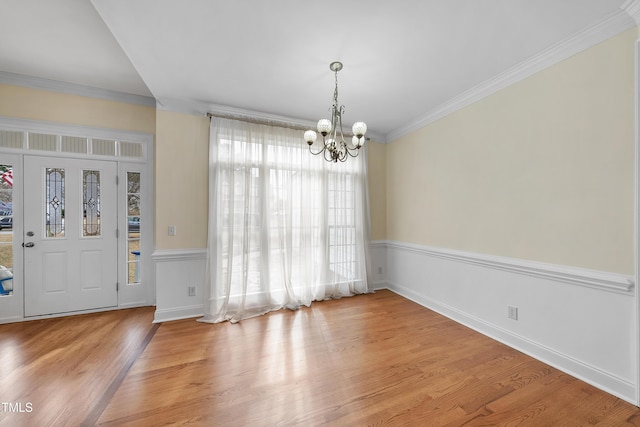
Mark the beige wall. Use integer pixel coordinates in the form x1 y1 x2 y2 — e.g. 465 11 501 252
5 21 632 273
155 114 387 248
367 141 387 241
155 110 209 249
0 84 155 134
386 28 636 274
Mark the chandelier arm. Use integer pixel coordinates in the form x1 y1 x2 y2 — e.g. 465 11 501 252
308 145 326 156
345 137 359 150
345 147 360 158
308 136 329 156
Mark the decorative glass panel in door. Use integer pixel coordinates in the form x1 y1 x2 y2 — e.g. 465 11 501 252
45 168 65 238
83 170 100 237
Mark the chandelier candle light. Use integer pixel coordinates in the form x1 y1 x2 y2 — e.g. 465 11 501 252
304 61 367 162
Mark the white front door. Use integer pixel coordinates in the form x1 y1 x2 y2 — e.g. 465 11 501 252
23 156 117 316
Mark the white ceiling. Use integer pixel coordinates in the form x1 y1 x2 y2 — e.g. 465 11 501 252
0 0 634 141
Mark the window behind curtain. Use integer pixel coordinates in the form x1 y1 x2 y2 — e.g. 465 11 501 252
203 118 371 323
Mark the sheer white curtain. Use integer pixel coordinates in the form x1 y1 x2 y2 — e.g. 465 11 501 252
200 117 372 323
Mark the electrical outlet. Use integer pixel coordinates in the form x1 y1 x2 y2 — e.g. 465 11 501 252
168 225 177 236
188 286 196 296
508 305 518 320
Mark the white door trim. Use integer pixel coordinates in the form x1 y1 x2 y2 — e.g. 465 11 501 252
0 117 154 323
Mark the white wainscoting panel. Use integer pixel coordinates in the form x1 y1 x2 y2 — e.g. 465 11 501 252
153 249 207 323
379 240 637 404
369 241 388 290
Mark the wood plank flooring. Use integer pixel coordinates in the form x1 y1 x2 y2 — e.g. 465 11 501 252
1 290 640 426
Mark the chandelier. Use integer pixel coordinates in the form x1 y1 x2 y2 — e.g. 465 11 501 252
304 61 367 162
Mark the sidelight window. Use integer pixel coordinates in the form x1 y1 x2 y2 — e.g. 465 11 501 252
127 172 141 284
0 164 13 297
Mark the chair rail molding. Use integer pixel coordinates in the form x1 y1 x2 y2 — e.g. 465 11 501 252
384 240 634 295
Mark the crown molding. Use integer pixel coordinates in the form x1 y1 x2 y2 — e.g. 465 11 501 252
156 97 316 128
155 97 211 116
0 71 156 107
386 8 636 142
622 0 640 25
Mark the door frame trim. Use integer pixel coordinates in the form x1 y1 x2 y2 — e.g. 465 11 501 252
0 116 154 323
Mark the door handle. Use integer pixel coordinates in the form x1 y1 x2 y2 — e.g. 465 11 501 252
22 242 35 248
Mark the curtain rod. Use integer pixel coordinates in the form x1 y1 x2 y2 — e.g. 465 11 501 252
206 112 310 132
206 112 369 140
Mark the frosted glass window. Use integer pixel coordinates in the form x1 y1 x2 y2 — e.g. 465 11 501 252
120 141 143 158
62 136 88 154
92 139 116 156
0 130 23 149
30 133 57 151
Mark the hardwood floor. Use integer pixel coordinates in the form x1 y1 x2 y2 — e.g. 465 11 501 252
1 290 640 426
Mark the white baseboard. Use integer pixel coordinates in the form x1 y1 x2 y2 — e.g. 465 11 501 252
387 280 635 404
153 304 204 323
380 240 637 404
371 280 389 290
